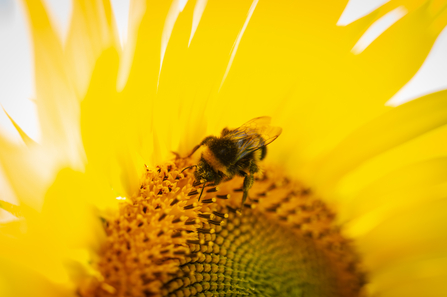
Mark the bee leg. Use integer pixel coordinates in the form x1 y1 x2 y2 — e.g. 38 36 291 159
242 175 254 206
180 165 197 174
187 144 201 158
171 151 181 159
220 127 230 137
187 136 214 158
244 159 259 204
238 170 254 209
259 146 267 161
197 181 207 202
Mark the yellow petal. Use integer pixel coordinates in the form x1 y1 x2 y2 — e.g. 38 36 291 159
365 248 447 296
65 0 120 97
0 256 73 297
1 168 108 292
338 123 447 217
40 168 106 251
0 229 71 286
0 199 22 218
22 0 84 169
81 48 142 197
309 90 447 195
357 198 447 273
1 106 36 146
0 137 59 210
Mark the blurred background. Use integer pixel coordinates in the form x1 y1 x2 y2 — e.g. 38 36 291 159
0 0 130 143
0 0 446 142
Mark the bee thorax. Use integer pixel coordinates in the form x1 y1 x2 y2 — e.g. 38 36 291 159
202 146 230 176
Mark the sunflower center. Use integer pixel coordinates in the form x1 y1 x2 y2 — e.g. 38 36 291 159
79 160 365 297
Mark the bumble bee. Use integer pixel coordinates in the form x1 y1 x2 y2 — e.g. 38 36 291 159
182 116 282 210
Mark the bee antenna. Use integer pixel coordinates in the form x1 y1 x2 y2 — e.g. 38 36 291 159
198 181 206 202
180 165 197 174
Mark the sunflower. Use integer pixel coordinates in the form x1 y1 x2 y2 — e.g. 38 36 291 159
1 0 447 296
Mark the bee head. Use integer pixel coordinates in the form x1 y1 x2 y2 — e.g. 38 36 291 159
195 158 218 183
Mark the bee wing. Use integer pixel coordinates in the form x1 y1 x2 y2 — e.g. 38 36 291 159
224 116 282 161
